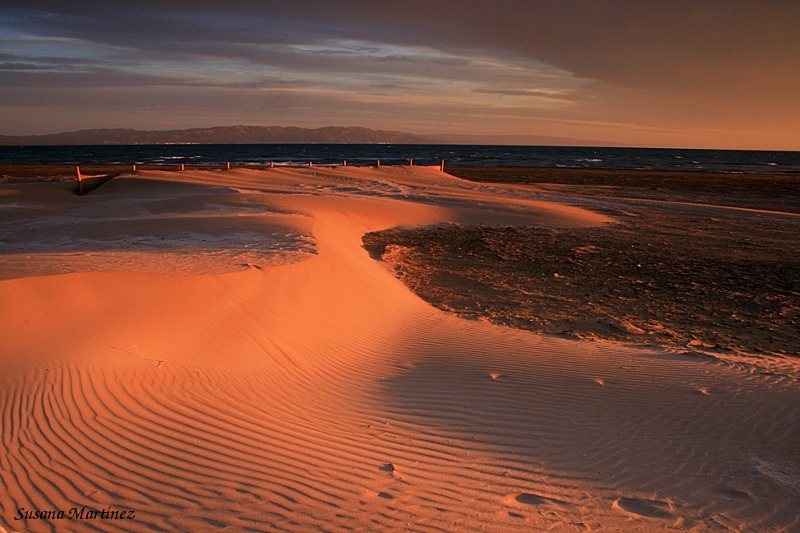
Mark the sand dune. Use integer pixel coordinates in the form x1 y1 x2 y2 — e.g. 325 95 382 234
1 167 798 532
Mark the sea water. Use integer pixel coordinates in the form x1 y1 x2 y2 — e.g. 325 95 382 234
1 144 799 173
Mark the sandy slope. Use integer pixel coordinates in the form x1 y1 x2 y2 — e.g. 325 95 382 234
1 167 798 532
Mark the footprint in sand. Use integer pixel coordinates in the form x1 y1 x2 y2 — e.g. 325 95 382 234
613 497 674 519
515 493 546 505
715 487 754 502
514 493 570 507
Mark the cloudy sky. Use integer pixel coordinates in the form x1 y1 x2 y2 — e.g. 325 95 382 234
1 1 798 149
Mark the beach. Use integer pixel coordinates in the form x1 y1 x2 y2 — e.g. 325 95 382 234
1 165 799 532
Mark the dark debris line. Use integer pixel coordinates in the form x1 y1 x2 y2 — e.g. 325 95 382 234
363 212 800 357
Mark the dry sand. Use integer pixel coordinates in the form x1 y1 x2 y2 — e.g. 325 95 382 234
1 166 799 532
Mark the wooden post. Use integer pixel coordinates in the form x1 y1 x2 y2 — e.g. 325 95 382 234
270 161 275 168
179 163 185 171
132 164 137 172
343 160 347 167
309 161 313 167
76 166 83 195
226 162 231 170
409 158 413 166
376 159 381 167
440 159 445 172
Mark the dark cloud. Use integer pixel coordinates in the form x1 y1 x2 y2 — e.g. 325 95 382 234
0 62 48 70
6 1 798 95
0 68 296 90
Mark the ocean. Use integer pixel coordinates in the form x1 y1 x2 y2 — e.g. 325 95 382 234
1 144 799 174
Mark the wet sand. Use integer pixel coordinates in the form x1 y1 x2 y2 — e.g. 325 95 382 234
364 194 800 358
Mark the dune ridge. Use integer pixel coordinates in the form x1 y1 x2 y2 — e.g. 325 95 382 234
1 167 799 531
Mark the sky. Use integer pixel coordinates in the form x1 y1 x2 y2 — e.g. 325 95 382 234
1 1 799 149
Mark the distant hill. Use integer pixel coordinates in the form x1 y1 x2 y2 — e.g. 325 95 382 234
424 133 626 147
0 125 433 145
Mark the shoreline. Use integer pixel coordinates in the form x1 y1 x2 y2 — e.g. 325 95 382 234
447 166 800 214
5 162 800 179
4 162 799 209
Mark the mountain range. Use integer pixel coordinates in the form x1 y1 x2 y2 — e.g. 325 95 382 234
0 125 432 146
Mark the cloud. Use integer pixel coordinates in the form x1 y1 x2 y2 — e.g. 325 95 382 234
472 88 574 101
0 4 587 108
5 1 799 93
0 68 298 90
0 62 48 70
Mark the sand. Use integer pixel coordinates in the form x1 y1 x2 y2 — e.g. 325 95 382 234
1 166 799 532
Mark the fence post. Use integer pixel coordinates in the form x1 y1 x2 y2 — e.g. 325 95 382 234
409 158 413 166
76 166 83 194
377 160 381 167
179 163 185 171
132 164 137 172
226 162 231 170
343 160 347 167
440 160 445 172
270 161 275 168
